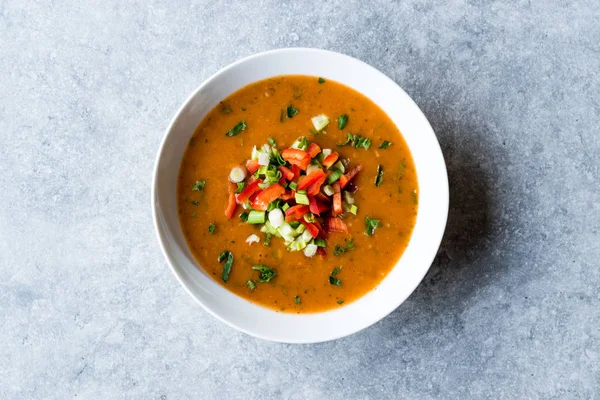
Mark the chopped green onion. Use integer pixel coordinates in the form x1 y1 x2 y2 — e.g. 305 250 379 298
191 200 200 206
286 106 299 118
365 217 381 236
346 238 355 248
333 245 348 256
303 213 316 223
343 191 355 205
378 140 393 149
295 295 301 304
329 266 342 286
295 192 310 205
327 169 343 184
289 182 298 191
314 239 327 247
288 221 301 229
282 203 290 212
337 114 348 130
322 148 332 157
304 243 318 257
309 129 320 135
263 233 272 247
306 164 320 175
239 212 249 222
337 300 344 305
192 180 206 191
247 210 266 224
246 280 256 290
268 137 277 147
349 204 358 215
225 120 246 137
375 164 384 187
318 77 325 84
218 251 234 282
322 185 335 196
268 208 284 228
267 199 283 212
229 166 246 183
311 114 330 132
235 182 246 193
252 265 277 282
208 223 216 234
332 160 345 173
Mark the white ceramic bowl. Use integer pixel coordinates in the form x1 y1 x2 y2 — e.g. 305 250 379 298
152 48 448 343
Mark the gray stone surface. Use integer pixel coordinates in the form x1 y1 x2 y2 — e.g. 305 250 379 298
1 0 599 398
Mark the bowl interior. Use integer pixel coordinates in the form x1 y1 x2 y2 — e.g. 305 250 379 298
152 48 448 343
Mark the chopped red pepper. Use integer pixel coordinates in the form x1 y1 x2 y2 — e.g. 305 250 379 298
339 165 362 189
332 192 343 215
251 184 285 211
297 169 326 190
225 182 237 218
326 217 348 233
236 179 262 203
246 159 260 175
306 143 321 158
307 174 327 196
312 219 328 238
316 199 331 214
281 190 294 201
322 152 339 168
282 148 311 170
300 220 319 238
308 196 320 215
279 166 295 181
284 205 310 222
291 165 301 180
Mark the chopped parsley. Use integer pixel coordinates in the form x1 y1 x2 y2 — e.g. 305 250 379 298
337 132 371 150
191 200 200 206
365 217 382 236
263 233 272 247
333 238 354 255
192 180 206 191
329 267 342 286
252 265 277 283
268 137 277 147
286 106 299 118
337 114 349 130
337 300 344 305
295 295 301 305
375 164 384 187
218 251 234 282
246 280 256 290
225 120 246 137
208 223 216 234
378 140 393 149
318 77 325 84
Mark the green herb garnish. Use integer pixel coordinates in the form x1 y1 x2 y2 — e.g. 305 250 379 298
246 280 256 290
192 180 206 191
378 140 393 149
337 300 344 305
318 77 325 84
225 120 246 137
263 233 272 247
365 217 381 236
309 128 320 135
252 265 277 283
375 164 383 187
235 182 246 193
295 296 301 305
329 266 342 286
191 212 197 217
346 238 355 248
286 106 299 118
218 251 234 282
239 212 249 222
337 114 349 130
191 200 200 206
241 107 246 111
337 132 371 150
208 223 216 234
333 245 348 256
268 137 277 147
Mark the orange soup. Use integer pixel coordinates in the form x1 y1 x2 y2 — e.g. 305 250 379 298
178 75 418 313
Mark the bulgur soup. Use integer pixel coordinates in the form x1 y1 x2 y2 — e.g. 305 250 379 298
178 75 418 313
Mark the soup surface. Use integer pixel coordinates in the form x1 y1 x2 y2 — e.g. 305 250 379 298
178 75 418 313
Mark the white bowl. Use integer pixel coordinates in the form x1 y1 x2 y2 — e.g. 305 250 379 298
152 48 448 343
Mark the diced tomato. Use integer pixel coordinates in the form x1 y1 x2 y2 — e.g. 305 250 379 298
225 182 237 218
281 190 294 201
236 179 262 203
301 220 319 238
297 169 326 190
306 143 321 158
316 247 327 258
332 192 343 215
291 165 301 180
307 174 327 196
282 148 311 170
339 165 362 189
246 159 260 174
279 166 295 181
326 217 348 233
322 152 339 168
308 196 320 215
251 184 285 211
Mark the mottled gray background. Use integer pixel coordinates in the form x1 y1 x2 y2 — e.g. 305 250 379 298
1 0 599 398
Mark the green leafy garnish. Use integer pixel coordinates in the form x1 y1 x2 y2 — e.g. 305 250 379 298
346 238 355 249
337 132 371 150
235 182 246 193
337 300 344 305
375 164 383 187
252 265 277 283
333 238 354 255
191 200 200 206
286 106 299 118
191 212 197 217
268 137 277 147
329 266 342 286
246 280 256 290
239 212 249 222
365 217 382 236
208 223 216 235
295 295 301 305
218 251 234 282
241 107 247 111
309 129 320 135
192 180 206 191
337 114 349 130
318 77 325 84
267 199 283 212
225 120 246 137
378 140 393 149
263 233 272 247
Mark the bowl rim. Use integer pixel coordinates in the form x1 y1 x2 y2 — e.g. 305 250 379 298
152 47 449 343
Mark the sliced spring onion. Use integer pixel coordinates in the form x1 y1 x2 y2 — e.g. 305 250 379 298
303 243 318 257
301 228 314 241
322 148 332 157
288 221 301 229
282 203 290 212
225 120 246 137
229 166 247 183
263 233 271 247
350 204 358 215
247 210 266 224
268 208 284 228
239 212 249 222
264 220 282 238
337 114 348 130
322 185 335 196
268 137 277 146
258 152 270 166
327 169 343 184
295 191 310 205
287 236 308 251
311 114 330 132
246 280 256 290
343 191 355 205
303 213 315 223
314 238 327 247
332 160 345 173
246 234 260 245
234 182 246 193
286 106 299 118
306 164 320 175
295 223 306 235
375 164 383 187
251 146 260 160
289 182 298 191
